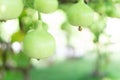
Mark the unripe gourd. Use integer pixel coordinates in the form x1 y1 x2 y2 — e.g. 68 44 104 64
34 0 58 13
67 0 94 27
23 21 56 59
0 0 23 20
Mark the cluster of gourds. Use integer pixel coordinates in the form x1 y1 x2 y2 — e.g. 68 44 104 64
0 0 119 59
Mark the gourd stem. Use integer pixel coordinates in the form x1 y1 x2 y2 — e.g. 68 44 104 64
37 11 41 20
36 10 43 31
78 0 84 4
36 20 43 30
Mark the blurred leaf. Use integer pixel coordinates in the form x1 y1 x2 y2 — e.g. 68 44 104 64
3 70 24 80
111 3 120 18
30 58 95 80
11 31 25 42
12 52 30 68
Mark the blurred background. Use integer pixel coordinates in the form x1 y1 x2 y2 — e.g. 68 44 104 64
0 0 120 80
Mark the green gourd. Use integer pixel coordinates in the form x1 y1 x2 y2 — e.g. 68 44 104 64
0 0 23 20
23 21 56 59
67 0 94 27
34 0 58 13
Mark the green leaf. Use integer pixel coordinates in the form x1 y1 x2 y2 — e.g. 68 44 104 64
12 52 30 67
3 71 24 80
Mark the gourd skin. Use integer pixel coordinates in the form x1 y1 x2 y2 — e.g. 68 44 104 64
67 0 94 27
34 0 58 13
23 21 56 59
0 0 23 20
23 29 56 59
